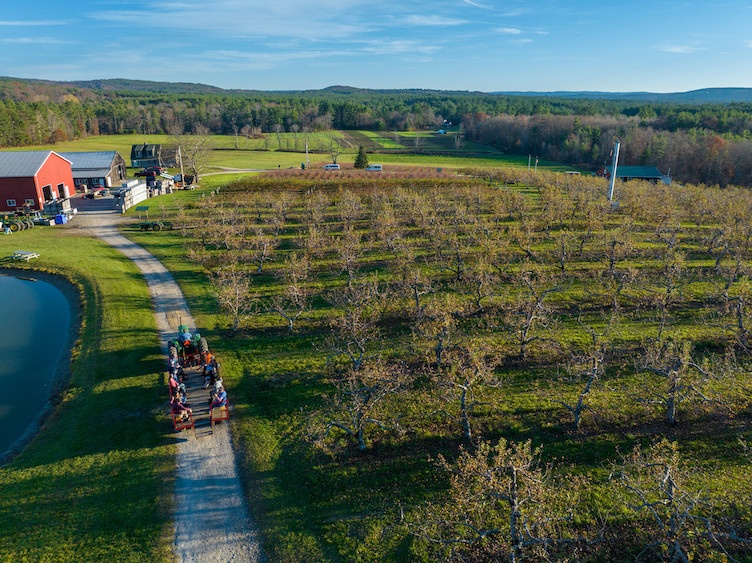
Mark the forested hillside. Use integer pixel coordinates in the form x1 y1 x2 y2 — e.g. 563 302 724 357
1 77 752 186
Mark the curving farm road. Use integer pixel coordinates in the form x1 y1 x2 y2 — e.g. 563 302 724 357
73 196 263 562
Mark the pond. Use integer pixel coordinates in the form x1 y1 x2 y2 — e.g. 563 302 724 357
0 273 73 454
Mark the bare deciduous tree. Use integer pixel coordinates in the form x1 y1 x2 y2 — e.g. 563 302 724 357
268 252 310 334
329 138 345 164
212 265 253 334
647 248 686 342
416 439 588 562
432 345 499 442
555 320 610 431
245 225 279 274
326 276 383 371
173 133 212 180
412 293 465 368
598 223 637 314
611 439 752 562
491 266 560 363
636 340 713 426
319 361 409 451
332 225 363 285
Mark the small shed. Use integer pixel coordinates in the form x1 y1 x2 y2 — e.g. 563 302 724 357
0 151 74 213
58 151 127 189
598 165 671 184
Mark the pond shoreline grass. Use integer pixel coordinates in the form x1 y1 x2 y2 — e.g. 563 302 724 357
0 227 174 561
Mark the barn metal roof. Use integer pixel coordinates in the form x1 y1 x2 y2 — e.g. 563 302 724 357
57 151 118 171
0 150 71 178
605 165 663 179
57 151 119 179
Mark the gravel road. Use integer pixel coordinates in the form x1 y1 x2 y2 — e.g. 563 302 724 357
72 198 264 562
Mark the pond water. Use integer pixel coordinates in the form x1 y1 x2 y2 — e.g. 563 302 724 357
0 274 72 454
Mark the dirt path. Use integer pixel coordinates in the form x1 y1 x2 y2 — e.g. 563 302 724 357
73 201 263 562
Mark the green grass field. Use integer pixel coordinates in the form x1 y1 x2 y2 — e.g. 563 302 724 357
0 228 173 562
5 135 749 561
19 131 575 177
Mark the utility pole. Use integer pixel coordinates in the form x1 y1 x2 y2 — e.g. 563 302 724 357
178 145 185 187
607 140 620 205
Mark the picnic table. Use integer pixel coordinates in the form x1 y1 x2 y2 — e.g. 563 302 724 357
10 251 40 261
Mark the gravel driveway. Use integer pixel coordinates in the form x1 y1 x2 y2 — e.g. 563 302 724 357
72 198 264 562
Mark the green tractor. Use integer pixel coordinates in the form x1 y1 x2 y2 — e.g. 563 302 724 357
169 324 209 367
2 215 34 232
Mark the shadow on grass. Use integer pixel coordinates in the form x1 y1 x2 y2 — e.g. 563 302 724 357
0 441 175 561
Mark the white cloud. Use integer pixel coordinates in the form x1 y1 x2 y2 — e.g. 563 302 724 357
511 38 533 45
0 37 67 44
659 45 700 54
495 27 522 35
463 0 494 9
0 20 67 26
92 0 374 40
360 40 441 56
199 49 349 70
403 15 467 26
745 40 752 48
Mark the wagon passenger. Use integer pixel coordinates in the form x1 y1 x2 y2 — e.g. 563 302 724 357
203 360 219 388
170 395 192 416
168 373 179 397
210 385 227 411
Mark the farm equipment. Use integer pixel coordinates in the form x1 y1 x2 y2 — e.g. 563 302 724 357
137 220 173 231
133 205 172 231
169 324 209 367
173 173 195 189
2 216 34 232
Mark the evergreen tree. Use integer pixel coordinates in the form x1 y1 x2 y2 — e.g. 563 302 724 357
354 146 369 169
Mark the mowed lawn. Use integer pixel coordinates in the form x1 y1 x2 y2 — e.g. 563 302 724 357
19 131 573 176
0 226 173 562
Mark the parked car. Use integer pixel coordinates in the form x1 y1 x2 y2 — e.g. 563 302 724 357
135 166 164 177
323 163 340 170
365 164 383 171
85 187 107 199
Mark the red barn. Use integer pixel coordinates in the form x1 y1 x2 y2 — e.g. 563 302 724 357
0 151 74 213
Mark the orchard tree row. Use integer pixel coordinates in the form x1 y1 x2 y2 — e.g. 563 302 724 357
162 170 752 560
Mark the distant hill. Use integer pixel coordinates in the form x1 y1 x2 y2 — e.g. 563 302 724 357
52 81 752 104
497 88 752 104
1 76 751 104
66 78 229 95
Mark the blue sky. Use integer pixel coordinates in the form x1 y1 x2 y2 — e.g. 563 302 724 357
1 0 750 93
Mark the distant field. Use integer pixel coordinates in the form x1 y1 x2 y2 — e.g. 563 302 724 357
20 131 581 175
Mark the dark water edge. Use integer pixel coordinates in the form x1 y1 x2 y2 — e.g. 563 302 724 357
0 269 80 460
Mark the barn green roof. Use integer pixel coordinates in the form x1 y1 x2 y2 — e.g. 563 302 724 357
606 165 663 179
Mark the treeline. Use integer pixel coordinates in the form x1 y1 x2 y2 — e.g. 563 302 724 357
463 113 752 186
2 77 752 185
